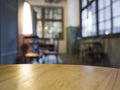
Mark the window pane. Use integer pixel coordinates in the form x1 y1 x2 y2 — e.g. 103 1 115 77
82 9 87 19
82 10 96 37
91 25 96 36
113 17 120 33
99 22 105 35
105 7 111 20
82 27 88 37
37 21 42 38
92 13 96 24
44 8 62 20
49 9 53 19
45 8 54 19
105 0 111 7
91 1 96 13
54 22 63 38
105 21 111 29
88 4 96 25
113 1 120 17
82 19 88 37
44 22 53 38
112 0 120 34
82 0 87 8
99 0 104 10
99 20 111 35
44 22 62 38
54 8 62 19
44 8 49 19
105 21 111 34
99 10 104 22
53 22 62 32
82 9 88 29
88 11 92 30
82 19 87 27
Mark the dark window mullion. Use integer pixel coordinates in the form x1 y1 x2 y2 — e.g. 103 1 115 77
82 0 95 10
42 8 45 38
80 0 82 37
111 0 113 34
96 0 99 36
62 8 64 39
103 0 106 35
44 19 62 22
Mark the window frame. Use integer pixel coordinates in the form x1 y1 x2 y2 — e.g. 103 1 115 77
80 0 98 38
33 6 64 39
80 0 120 39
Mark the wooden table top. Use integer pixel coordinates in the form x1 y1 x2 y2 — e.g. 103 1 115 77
0 64 119 90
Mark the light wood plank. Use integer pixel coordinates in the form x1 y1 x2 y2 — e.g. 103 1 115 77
0 64 119 90
113 69 120 90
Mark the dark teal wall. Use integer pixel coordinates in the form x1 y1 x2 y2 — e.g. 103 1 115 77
104 38 120 68
67 26 79 55
0 0 18 64
80 38 120 68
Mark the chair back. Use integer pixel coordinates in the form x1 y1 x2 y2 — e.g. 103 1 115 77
54 37 59 54
39 38 60 54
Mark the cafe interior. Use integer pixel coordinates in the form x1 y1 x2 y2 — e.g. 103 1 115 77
0 0 120 68
0 0 120 90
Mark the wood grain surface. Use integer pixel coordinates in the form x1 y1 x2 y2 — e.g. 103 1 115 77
113 69 120 90
0 64 119 90
25 52 39 57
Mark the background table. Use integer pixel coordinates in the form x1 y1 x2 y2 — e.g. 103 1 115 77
0 64 119 90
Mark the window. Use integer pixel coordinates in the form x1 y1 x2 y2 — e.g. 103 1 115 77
34 6 63 39
80 0 120 38
112 0 120 33
81 0 97 37
98 0 111 35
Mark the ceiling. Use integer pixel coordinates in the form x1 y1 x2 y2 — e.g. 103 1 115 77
26 0 66 5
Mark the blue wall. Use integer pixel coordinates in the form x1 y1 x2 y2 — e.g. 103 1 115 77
0 0 18 64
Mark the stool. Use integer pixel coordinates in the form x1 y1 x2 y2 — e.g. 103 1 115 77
25 52 39 63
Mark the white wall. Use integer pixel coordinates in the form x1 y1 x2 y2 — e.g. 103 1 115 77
58 0 80 53
67 0 80 27
59 1 67 53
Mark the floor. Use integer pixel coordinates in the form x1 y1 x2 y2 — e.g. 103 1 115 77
32 55 63 64
31 54 110 67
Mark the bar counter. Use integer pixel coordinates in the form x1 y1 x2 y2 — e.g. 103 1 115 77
0 64 119 90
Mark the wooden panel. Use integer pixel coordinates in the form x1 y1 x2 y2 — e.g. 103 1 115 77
1 0 18 53
113 69 120 90
3 0 18 9
1 53 17 64
1 0 18 64
96 68 117 90
0 0 2 63
0 65 119 90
